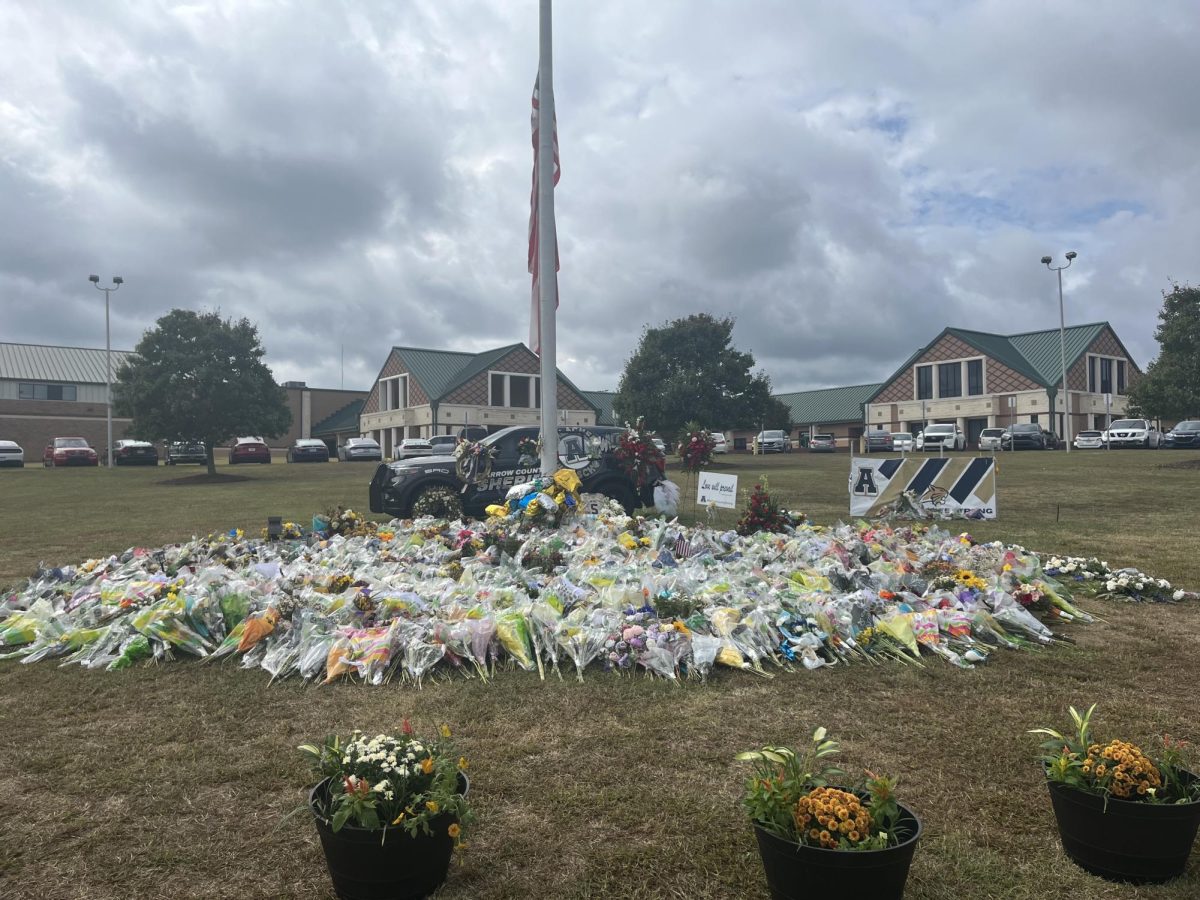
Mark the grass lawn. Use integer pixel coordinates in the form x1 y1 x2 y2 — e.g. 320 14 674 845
1 449 1198 898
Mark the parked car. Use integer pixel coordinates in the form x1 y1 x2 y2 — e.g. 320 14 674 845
371 425 661 518
864 430 894 452
756 430 792 453
287 438 330 463
650 436 667 454
710 432 728 454
1104 418 1162 449
396 438 434 460
339 437 383 462
915 423 966 451
112 439 159 466
1163 420 1200 449
229 437 271 464
458 426 489 442
167 441 208 465
429 435 459 454
978 428 1005 451
1073 430 1106 450
809 434 836 453
43 437 99 467
1000 423 1049 451
890 432 913 452
0 440 25 468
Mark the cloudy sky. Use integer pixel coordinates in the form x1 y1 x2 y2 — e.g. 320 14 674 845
4 1 1198 394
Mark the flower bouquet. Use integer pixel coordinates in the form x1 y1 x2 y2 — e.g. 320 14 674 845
516 435 540 464
1031 704 1200 883
301 721 472 899
453 438 497 486
677 425 716 474
613 417 666 490
737 727 921 899
736 478 800 536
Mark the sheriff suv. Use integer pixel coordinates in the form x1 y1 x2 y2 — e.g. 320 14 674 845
369 425 662 519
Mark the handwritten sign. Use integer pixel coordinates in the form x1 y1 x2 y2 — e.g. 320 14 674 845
697 471 738 509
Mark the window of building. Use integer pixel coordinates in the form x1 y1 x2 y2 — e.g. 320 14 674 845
967 359 983 396
938 362 962 398
489 372 540 408
1088 357 1097 393
1116 360 1127 394
916 365 932 400
378 375 407 411
1100 358 1113 394
18 382 77 401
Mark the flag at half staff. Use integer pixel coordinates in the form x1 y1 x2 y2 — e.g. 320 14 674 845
528 72 560 355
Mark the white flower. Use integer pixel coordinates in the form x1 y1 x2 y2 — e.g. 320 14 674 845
1173 590 1185 601
1105 580 1118 592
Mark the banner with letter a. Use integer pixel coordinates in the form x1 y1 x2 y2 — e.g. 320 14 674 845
848 456 997 519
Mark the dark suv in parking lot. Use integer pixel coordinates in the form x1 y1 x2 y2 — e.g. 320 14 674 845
864 430 894 452
1001 423 1050 450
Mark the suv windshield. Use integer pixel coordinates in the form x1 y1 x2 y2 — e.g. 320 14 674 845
925 425 954 433
1011 424 1039 433
1175 422 1200 432
1110 420 1144 429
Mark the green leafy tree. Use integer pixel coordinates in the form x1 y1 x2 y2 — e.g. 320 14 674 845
613 313 791 442
1127 283 1200 420
114 309 292 476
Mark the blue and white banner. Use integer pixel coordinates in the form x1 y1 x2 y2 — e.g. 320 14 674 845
849 456 997 519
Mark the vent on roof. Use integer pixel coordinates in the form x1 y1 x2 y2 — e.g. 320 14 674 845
283 381 307 388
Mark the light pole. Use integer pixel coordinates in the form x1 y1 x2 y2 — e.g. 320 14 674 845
1040 252 1076 453
89 274 123 468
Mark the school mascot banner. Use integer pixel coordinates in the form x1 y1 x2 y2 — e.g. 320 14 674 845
849 456 997 520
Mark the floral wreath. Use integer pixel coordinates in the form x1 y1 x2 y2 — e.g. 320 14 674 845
453 438 497 486
613 417 666 490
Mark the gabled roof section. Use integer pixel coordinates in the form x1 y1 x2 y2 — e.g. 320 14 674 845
581 390 617 426
390 346 479 402
0 342 135 384
433 343 525 401
775 383 882 425
311 399 364 436
1006 322 1107 386
868 321 1118 400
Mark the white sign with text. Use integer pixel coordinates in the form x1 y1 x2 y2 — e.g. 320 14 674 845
697 471 738 509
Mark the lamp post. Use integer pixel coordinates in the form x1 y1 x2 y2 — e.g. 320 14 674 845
1040 252 1076 453
89 275 123 468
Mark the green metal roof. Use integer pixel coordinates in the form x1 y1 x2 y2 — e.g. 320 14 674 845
581 390 617 426
1006 322 1107 387
391 347 480 402
775 383 883 425
311 399 364 436
0 342 135 383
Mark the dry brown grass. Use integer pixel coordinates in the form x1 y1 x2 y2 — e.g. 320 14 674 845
1 449 1199 898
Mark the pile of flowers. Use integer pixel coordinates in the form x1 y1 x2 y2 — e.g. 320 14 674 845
319 507 374 539
484 468 582 527
1042 554 1190 602
301 721 472 840
262 521 304 541
0 511 1191 684
738 727 909 851
736 478 798 536
1032 704 1199 803
612 418 665 489
677 428 716 473
411 487 464 520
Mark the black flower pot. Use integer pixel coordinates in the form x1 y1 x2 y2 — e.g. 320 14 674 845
1046 771 1200 884
309 774 469 900
752 802 922 900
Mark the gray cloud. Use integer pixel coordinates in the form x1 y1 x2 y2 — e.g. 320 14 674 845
2 0 1198 397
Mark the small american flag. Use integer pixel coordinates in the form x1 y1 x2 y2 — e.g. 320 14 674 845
528 72 560 355
673 535 697 560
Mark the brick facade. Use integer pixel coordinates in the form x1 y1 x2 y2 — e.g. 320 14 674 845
0 402 134 459
874 333 1042 403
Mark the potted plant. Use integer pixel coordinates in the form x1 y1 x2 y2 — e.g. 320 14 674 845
736 727 921 900
300 721 473 900
1031 704 1200 883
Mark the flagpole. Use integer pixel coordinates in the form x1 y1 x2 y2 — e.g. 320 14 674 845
537 0 559 475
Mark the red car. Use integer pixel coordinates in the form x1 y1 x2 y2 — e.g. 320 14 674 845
43 437 99 467
229 437 271 464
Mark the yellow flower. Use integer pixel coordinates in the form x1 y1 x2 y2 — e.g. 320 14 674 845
457 757 469 770
425 800 439 813
420 757 434 775
391 812 405 825
447 823 461 839
439 724 452 739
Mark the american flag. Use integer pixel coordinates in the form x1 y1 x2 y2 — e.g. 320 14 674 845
528 72 560 356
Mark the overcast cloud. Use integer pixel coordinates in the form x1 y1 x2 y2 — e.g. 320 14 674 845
3 1 1198 393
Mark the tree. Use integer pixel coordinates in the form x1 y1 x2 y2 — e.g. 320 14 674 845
1126 283 1200 421
114 309 292 476
613 313 792 442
